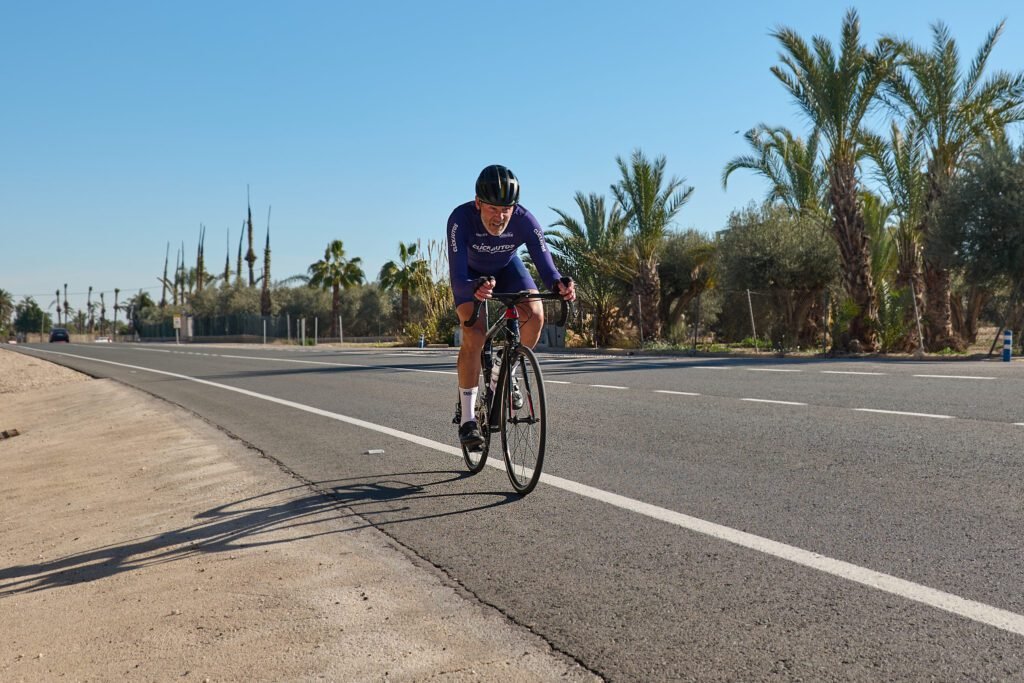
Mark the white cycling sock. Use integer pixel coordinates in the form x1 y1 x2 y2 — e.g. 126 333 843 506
459 387 478 426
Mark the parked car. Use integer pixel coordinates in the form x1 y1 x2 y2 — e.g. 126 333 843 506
49 328 70 343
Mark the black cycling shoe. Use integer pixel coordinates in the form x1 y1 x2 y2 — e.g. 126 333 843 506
458 421 484 450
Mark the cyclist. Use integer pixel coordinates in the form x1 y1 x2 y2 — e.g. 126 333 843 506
447 164 576 449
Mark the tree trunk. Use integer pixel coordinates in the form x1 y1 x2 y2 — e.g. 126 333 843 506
921 260 963 351
330 286 340 338
400 288 410 329
829 160 879 351
634 261 662 342
961 285 988 345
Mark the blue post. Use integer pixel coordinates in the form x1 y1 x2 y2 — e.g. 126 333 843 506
419 334 425 349
1003 329 1012 362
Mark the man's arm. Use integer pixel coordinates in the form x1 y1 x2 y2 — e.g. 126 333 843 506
447 212 476 302
520 212 562 291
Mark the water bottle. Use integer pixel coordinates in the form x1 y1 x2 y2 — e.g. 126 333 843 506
489 350 502 391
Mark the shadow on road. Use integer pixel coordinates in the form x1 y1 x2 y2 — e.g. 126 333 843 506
0 469 515 597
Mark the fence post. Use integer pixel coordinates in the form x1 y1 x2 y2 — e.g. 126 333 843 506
747 289 758 353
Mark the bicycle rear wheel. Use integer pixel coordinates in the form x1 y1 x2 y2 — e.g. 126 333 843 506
461 350 492 473
499 345 546 495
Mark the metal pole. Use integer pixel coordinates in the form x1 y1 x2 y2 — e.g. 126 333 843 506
339 315 343 345
314 317 318 346
747 289 759 353
286 313 291 343
910 279 925 359
263 319 266 345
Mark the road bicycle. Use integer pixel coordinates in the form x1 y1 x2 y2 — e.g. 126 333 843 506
456 290 568 495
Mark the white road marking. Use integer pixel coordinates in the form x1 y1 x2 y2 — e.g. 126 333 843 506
589 384 628 390
821 370 886 375
691 365 731 370
913 374 995 380
741 398 807 406
219 353 458 376
749 368 802 373
17 346 1024 637
654 390 700 396
854 408 954 419
546 380 572 385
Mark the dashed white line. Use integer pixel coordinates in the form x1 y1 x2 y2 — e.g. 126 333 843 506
741 398 808 406
821 370 886 376
655 390 701 396
546 380 572 385
854 408 954 419
913 374 995 380
750 368 802 373
589 384 628 390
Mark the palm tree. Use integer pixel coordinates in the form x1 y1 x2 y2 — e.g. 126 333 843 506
308 240 365 338
886 20 1024 350
722 124 827 215
863 119 930 349
0 288 14 334
611 149 694 341
549 192 629 347
771 9 899 351
378 242 430 330
87 286 94 333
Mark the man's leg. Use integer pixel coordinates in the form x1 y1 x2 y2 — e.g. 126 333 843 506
455 301 486 448
517 296 546 349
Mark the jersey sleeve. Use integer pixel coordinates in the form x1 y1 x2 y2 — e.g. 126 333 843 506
447 210 475 302
522 212 562 291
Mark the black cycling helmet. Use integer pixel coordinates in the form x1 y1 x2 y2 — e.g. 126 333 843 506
475 164 520 206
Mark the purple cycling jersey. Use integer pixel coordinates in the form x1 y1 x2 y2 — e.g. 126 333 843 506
447 201 562 303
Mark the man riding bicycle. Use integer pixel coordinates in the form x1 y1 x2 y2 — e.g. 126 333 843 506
447 164 576 449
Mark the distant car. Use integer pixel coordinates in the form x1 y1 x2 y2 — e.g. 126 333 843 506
49 328 70 343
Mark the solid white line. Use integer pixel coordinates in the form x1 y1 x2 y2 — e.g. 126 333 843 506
19 347 1024 637
821 370 886 376
749 368 802 373
588 384 628 390
854 408 954 419
219 353 458 376
539 473 1024 637
741 398 807 406
913 374 995 380
654 390 700 396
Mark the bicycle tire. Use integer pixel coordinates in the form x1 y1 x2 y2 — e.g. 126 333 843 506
499 345 546 495
461 348 492 473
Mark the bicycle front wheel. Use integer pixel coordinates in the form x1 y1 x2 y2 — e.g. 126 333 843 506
499 345 546 495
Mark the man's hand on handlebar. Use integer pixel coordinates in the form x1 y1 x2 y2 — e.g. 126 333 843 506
557 276 576 302
474 276 496 301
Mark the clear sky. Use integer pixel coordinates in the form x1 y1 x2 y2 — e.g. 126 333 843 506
2 1 1022 316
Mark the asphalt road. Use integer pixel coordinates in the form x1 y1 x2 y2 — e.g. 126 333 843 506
11 342 1024 681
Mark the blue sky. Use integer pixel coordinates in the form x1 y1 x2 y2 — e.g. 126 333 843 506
2 1 1022 316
